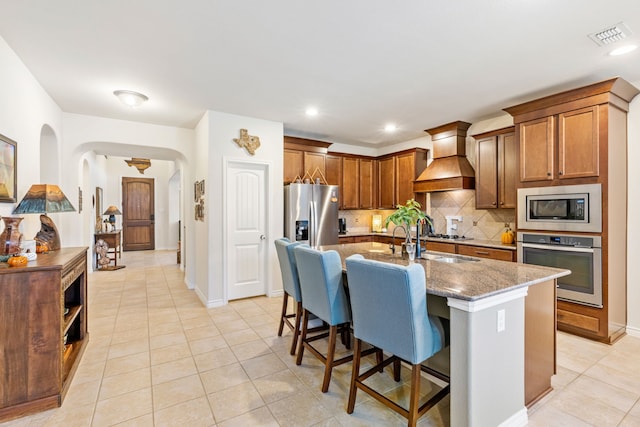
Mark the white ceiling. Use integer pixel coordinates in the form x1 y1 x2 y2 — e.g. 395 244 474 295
1 0 640 148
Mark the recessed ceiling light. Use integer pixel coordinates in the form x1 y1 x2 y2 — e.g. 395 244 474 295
609 44 638 56
113 90 148 107
384 124 397 132
305 107 318 117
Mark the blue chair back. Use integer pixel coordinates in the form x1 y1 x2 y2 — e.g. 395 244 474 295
345 254 444 364
274 238 303 302
293 245 351 326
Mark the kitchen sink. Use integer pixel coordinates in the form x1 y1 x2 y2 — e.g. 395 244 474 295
421 253 480 263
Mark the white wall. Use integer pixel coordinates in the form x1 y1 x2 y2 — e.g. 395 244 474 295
626 81 640 336
197 111 283 307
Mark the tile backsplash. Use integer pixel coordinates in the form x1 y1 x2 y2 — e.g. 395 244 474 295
340 189 515 242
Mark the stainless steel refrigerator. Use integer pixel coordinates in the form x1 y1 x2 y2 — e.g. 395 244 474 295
284 183 339 247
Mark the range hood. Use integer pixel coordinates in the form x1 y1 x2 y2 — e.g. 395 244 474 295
413 120 475 193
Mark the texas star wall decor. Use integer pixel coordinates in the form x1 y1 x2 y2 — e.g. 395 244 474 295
233 128 261 155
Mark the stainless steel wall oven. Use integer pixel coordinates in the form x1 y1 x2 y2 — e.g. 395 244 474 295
517 232 602 308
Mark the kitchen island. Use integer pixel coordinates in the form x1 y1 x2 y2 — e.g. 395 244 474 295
320 242 570 427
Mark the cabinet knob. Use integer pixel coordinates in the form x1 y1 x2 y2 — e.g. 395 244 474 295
500 201 504 205
547 172 551 176
492 202 497 206
559 171 563 175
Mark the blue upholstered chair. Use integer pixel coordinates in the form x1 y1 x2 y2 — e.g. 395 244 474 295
274 238 306 355
345 254 450 427
293 245 357 393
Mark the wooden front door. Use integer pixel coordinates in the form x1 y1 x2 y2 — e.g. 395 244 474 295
122 177 155 251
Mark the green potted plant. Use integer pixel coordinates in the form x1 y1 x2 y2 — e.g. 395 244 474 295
385 199 432 245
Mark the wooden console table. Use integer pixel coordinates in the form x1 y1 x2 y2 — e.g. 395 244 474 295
0 248 89 422
95 230 122 267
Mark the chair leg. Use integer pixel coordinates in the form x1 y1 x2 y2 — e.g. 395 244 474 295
295 309 309 365
408 363 421 427
347 338 362 413
289 301 302 355
321 325 338 393
277 292 289 336
393 357 401 382
376 348 384 373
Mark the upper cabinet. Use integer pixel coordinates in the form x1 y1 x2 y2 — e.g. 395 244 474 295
378 149 428 209
473 127 516 209
504 78 639 187
339 155 376 209
283 136 332 184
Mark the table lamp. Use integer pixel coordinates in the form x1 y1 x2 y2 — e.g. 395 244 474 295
372 214 382 233
12 184 76 251
103 206 122 231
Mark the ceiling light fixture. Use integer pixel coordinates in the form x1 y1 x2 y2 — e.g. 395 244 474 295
588 22 632 46
609 44 638 56
305 107 318 117
113 90 148 107
384 123 397 132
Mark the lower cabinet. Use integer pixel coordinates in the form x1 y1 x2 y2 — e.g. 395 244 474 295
0 248 89 422
425 241 456 254
457 244 516 262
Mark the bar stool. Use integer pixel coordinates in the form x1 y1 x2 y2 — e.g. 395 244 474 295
274 238 305 355
345 254 450 427
293 245 357 393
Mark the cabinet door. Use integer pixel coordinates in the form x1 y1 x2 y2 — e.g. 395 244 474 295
558 106 599 179
475 136 498 209
359 159 375 209
520 117 554 182
396 152 417 205
498 132 517 208
342 157 359 209
378 157 395 209
325 155 342 186
304 152 326 180
284 149 304 183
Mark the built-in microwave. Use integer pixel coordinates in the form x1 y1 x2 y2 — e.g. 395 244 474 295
517 183 601 233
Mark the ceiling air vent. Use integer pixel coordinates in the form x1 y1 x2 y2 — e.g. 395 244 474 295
588 22 632 46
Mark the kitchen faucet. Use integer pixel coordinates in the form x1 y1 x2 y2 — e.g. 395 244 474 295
445 215 463 236
389 225 407 254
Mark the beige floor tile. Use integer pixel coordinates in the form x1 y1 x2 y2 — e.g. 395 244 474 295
62 378 101 407
181 315 216 330
99 366 151 400
548 387 627 426
151 356 198 385
104 351 151 378
152 374 206 410
241 353 288 380
253 369 309 404
268 389 335 427
217 406 280 427
92 387 153 426
153 396 215 426
216 318 250 334
38 403 95 427
189 334 229 355
200 362 250 394
108 338 150 359
150 342 193 365
208 381 265 422
109 326 150 345
223 328 261 346
231 339 272 361
149 330 188 350
185 324 222 341
111 413 154 426
194 347 238 372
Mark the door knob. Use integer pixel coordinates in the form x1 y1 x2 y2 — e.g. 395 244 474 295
260 235 266 240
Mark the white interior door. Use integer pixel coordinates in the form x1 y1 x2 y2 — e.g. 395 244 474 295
226 161 268 300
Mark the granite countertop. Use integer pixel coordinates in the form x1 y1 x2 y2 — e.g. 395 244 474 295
339 231 516 251
320 242 569 301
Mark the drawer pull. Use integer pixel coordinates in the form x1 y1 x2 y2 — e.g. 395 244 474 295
475 251 490 255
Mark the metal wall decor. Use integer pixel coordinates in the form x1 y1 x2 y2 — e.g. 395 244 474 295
194 179 205 221
233 128 261 155
0 133 17 203
125 157 152 174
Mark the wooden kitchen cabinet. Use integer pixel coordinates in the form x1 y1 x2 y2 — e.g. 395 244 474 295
457 243 515 262
377 156 395 209
341 157 359 209
425 241 456 254
505 77 640 343
358 158 375 209
377 149 428 209
283 136 332 184
0 248 89 422
325 154 342 186
473 127 516 208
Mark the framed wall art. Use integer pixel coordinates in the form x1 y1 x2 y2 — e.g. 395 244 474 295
0 133 17 203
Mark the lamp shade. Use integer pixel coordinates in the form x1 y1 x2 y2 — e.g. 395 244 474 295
103 206 122 216
12 184 76 214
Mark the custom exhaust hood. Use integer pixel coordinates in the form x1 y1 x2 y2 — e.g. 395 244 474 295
413 120 475 193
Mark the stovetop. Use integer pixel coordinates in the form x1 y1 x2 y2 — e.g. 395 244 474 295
427 233 474 241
